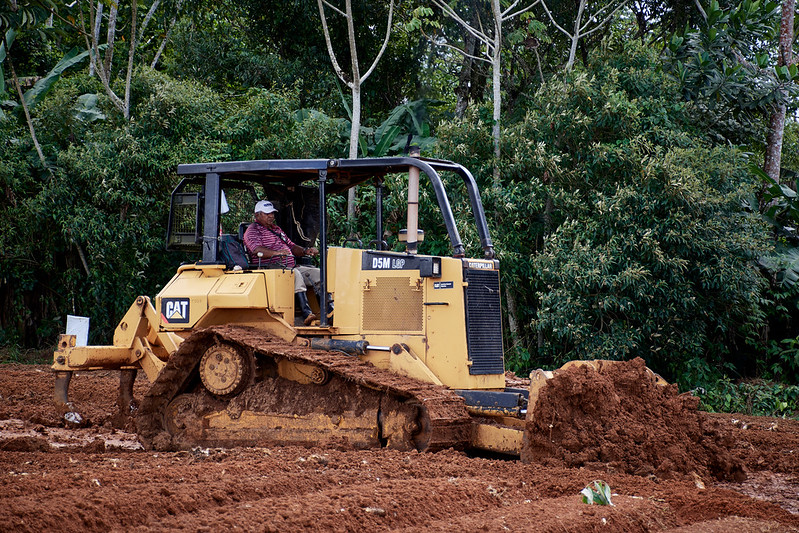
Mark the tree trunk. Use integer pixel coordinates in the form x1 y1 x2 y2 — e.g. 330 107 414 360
89 2 103 77
504 285 522 354
454 32 477 118
348 81 361 220
139 0 161 39
8 55 49 174
565 0 587 71
454 4 480 118
104 1 118 78
345 0 361 221
764 105 787 182
763 0 796 183
123 0 138 120
491 0 502 185
316 0 393 220
151 0 184 69
536 194 554 356
84 0 125 116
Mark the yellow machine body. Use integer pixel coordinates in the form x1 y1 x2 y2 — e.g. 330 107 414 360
54 247 505 393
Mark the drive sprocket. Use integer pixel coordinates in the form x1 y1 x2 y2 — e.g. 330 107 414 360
199 343 250 397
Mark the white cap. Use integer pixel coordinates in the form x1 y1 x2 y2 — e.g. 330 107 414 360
255 200 277 214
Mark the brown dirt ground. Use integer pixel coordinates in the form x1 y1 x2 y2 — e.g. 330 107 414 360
1 363 798 532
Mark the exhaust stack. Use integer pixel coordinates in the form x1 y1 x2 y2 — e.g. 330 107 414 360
406 146 420 255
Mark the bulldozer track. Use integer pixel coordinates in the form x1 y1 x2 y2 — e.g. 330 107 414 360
137 325 472 452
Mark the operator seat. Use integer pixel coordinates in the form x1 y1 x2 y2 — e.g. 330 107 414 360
238 222 249 242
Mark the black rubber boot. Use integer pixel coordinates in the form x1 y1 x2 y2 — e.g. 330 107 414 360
313 282 334 319
297 291 317 326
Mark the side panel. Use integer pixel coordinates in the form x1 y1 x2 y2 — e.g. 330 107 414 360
326 247 364 335
157 267 222 329
155 264 296 333
327 247 504 390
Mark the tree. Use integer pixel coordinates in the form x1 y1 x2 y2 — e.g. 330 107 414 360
763 0 796 183
538 0 631 70
427 0 540 183
76 0 185 119
434 41 772 379
663 0 790 145
78 0 137 119
527 48 770 380
317 0 394 219
1 0 58 170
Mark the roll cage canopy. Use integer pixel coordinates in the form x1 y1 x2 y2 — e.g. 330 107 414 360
172 156 494 263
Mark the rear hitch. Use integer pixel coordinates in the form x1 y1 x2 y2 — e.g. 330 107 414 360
54 370 73 409
118 369 138 414
54 370 84 425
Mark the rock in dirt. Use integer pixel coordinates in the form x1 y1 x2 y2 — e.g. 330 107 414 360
0 436 50 452
521 357 746 482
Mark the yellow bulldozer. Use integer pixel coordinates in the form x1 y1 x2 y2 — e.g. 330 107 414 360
52 156 661 456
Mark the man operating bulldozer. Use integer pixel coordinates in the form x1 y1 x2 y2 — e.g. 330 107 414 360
243 200 321 325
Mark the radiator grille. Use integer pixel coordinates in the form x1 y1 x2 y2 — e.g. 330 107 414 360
362 277 424 332
464 269 504 375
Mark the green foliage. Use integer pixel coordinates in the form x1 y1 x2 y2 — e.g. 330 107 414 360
580 480 614 506
663 0 786 143
436 42 773 379
225 88 341 161
31 70 230 341
358 99 438 157
0 28 14 94
534 144 769 375
15 46 97 111
763 337 799 382
164 11 326 100
693 378 799 418
0 67 341 346
0 0 55 33
0 114 51 345
746 163 799 385
435 104 549 370
0 346 50 364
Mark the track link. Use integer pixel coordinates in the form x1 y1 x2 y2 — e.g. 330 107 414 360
137 325 472 452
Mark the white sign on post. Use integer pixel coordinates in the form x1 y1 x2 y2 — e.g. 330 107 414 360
66 315 90 347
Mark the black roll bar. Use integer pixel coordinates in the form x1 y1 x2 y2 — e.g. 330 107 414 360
174 157 495 261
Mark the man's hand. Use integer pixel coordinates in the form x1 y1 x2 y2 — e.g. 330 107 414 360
305 247 319 257
262 248 290 258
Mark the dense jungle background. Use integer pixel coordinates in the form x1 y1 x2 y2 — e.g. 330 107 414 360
2 0 799 416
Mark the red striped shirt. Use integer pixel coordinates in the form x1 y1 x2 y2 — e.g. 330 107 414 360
243 222 296 267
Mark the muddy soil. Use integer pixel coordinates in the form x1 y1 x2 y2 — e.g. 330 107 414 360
1 363 798 532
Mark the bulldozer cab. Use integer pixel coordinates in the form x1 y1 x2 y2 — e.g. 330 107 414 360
166 178 321 260
169 157 497 328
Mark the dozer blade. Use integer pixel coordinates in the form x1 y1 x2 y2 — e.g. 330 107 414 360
527 359 667 419
521 358 669 463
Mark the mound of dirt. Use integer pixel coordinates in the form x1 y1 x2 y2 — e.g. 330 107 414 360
521 358 746 482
